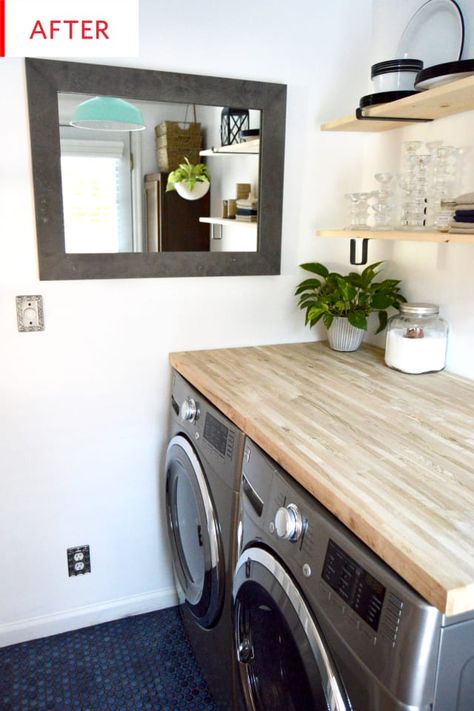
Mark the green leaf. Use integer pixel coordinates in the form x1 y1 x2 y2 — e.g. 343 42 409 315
298 298 318 311
347 272 363 287
375 278 401 291
307 305 328 322
334 275 349 301
371 293 395 309
294 278 321 295
375 310 388 334
299 262 329 278
347 311 368 330
361 261 383 287
322 313 334 329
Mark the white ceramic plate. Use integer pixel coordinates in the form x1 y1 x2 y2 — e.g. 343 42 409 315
397 0 464 68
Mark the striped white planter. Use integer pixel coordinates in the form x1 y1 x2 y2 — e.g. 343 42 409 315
327 317 365 352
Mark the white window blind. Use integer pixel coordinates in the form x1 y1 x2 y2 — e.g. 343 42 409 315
61 138 133 253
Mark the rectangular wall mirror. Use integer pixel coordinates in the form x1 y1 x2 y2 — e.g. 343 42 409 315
25 59 286 279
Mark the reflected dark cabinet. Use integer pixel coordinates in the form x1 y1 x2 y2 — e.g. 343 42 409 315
145 173 210 252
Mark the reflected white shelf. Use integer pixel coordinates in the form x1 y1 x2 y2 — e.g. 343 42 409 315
200 139 260 156
200 217 257 231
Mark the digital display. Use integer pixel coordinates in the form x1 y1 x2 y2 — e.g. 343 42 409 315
322 539 385 631
203 413 228 456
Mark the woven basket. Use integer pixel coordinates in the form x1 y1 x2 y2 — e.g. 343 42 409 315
155 121 202 172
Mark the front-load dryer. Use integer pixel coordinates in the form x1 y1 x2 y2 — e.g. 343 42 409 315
165 369 244 710
233 437 474 711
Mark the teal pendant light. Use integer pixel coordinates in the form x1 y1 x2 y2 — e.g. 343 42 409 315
70 96 146 132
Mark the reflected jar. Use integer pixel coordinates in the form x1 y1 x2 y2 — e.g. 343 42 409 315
384 303 448 374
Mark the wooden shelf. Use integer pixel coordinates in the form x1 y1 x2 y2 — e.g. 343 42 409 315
200 139 260 156
321 74 474 132
317 229 474 244
200 217 257 231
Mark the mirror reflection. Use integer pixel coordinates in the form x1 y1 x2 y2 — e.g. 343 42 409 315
58 93 261 255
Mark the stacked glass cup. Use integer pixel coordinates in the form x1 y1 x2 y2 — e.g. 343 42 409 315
398 140 430 230
425 142 462 229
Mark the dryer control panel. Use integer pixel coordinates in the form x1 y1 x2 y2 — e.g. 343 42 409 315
203 412 231 457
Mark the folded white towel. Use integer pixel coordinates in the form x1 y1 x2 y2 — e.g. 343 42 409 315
449 221 474 228
454 203 474 210
454 192 474 204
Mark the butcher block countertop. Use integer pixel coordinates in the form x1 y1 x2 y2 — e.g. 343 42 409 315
169 342 474 616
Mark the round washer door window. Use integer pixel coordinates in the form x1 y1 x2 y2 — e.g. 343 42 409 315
166 434 224 628
233 547 351 711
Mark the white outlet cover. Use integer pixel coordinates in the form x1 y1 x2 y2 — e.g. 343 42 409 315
16 295 45 332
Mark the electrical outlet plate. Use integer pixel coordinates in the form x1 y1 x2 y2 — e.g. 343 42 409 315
67 545 91 576
16 295 44 332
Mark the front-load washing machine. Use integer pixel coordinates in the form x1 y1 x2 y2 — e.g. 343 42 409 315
233 437 474 711
165 370 244 710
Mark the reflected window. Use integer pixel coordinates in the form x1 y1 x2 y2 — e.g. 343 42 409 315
60 133 134 253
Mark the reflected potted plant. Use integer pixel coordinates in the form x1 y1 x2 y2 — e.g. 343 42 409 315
295 261 406 351
166 157 210 200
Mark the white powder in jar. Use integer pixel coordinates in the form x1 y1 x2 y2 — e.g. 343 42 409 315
385 328 447 374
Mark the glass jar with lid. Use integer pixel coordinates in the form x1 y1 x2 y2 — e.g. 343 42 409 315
385 303 448 374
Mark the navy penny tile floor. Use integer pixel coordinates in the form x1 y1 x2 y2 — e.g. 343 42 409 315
0 607 217 711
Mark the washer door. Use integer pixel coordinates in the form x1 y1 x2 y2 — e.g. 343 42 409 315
233 547 351 711
166 434 224 628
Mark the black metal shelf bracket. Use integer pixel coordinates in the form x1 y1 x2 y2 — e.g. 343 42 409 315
350 238 370 266
355 107 434 123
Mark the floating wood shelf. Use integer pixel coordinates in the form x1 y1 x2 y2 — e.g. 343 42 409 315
317 229 474 245
200 139 260 155
321 74 474 132
200 217 257 230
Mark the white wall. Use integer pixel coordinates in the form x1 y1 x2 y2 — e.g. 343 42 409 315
0 0 373 644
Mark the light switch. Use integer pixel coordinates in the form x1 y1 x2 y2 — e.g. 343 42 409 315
16 295 44 332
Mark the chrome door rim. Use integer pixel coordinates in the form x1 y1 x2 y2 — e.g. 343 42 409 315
166 434 223 625
233 546 351 711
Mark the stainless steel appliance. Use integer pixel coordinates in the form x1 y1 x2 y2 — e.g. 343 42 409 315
233 437 474 710
165 370 244 710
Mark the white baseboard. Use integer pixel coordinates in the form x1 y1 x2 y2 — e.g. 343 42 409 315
0 587 179 648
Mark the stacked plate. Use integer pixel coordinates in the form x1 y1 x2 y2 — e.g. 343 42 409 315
401 0 471 91
358 0 468 110
359 58 421 111
360 58 422 110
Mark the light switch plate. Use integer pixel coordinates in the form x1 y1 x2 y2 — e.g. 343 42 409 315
16 295 44 332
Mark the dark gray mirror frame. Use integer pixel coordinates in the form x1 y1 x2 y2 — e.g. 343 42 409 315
25 58 286 280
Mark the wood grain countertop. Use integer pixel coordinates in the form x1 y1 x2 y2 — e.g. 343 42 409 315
169 342 474 616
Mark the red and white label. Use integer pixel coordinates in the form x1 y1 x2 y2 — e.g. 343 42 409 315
2 0 138 57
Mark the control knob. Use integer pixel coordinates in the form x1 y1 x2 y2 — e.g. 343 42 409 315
179 397 199 423
274 503 303 542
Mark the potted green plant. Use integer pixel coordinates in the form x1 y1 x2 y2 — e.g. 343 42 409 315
166 157 210 200
295 261 406 351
